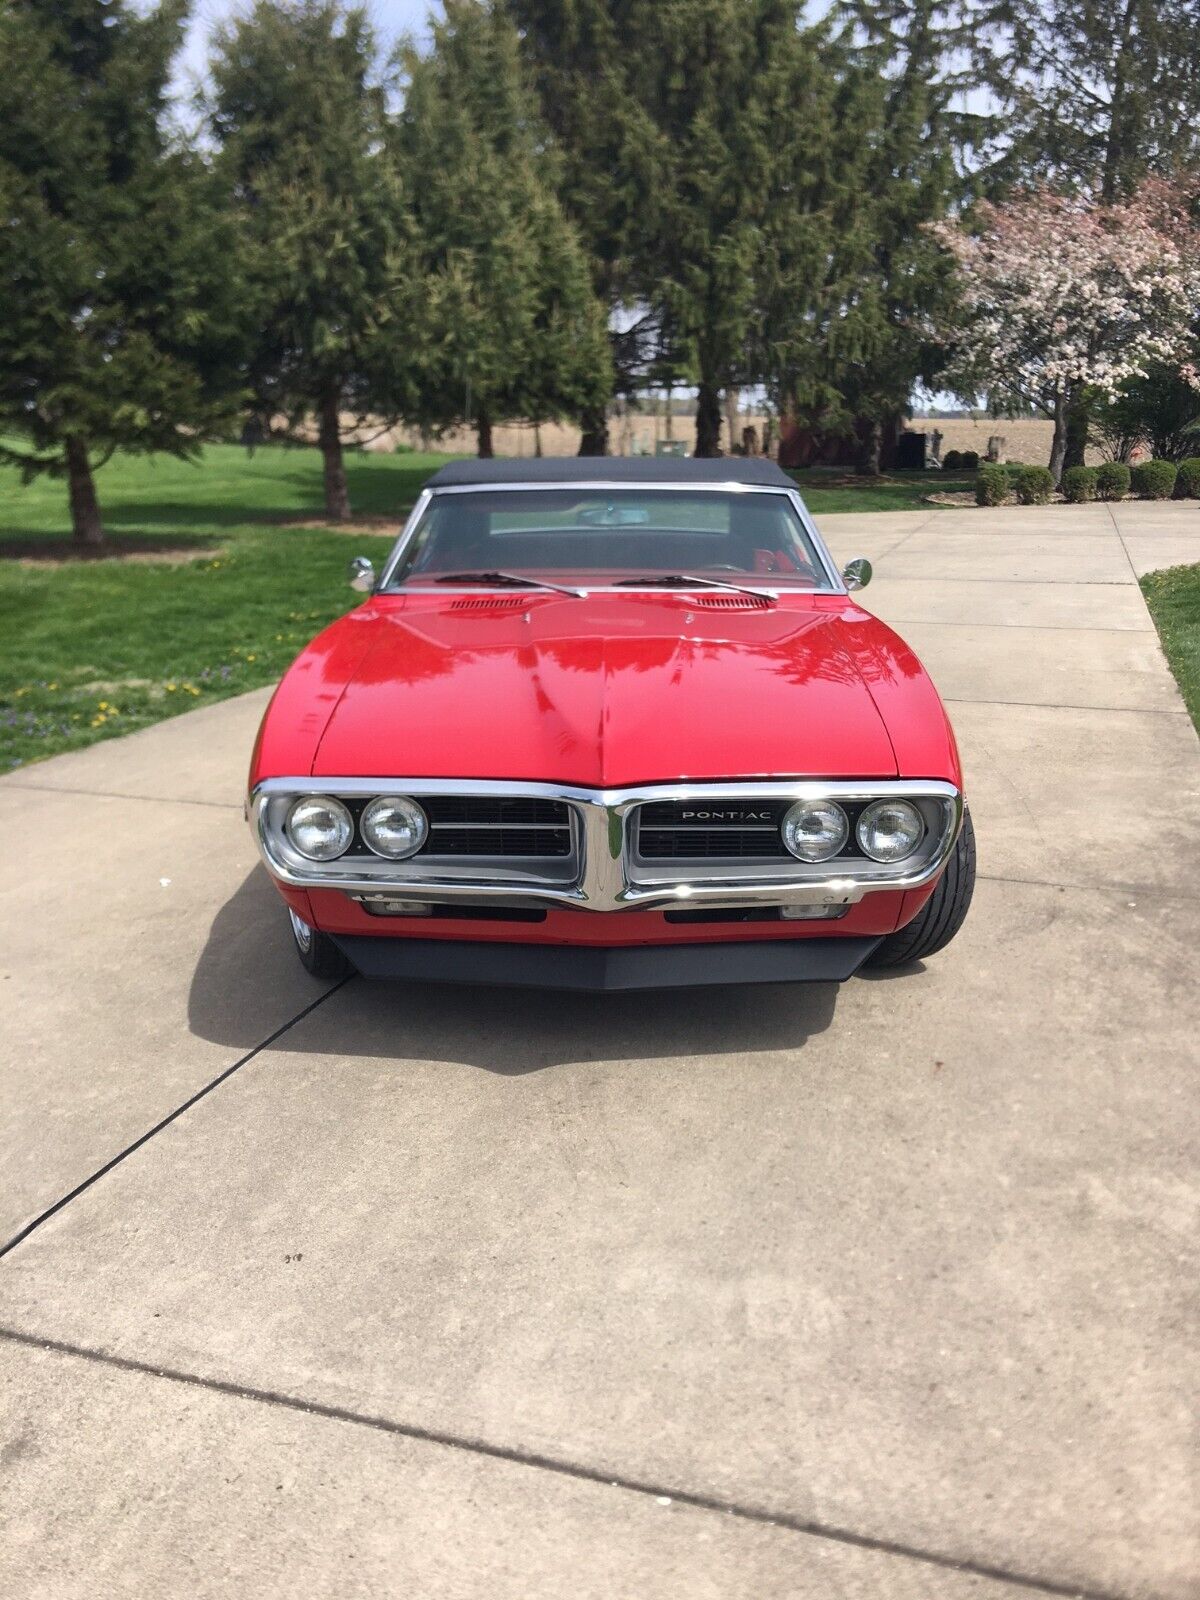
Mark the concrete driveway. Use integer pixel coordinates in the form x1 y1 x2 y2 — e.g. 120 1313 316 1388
2 500 1198 1600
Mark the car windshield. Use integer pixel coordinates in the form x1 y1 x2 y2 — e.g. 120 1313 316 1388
384 488 832 590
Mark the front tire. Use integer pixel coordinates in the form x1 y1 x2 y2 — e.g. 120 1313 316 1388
865 807 976 969
289 907 353 980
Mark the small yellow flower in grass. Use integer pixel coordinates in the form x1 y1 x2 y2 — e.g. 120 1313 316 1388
98 700 109 710
246 653 257 662
166 682 178 693
185 684 201 696
90 715 106 727
48 682 58 691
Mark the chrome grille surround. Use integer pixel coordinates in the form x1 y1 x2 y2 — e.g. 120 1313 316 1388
251 778 963 914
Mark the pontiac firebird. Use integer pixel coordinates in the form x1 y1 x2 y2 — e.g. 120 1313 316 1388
248 459 975 990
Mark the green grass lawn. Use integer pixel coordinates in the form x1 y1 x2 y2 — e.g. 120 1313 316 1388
0 442 972 770
1141 564 1200 734
790 466 975 513
0 444 455 769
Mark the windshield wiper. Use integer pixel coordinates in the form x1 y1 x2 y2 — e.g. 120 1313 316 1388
433 570 587 598
613 573 777 602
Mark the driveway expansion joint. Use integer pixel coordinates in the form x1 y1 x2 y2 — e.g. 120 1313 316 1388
885 617 1155 635
0 1324 1132 1600
977 871 1200 904
943 696 1191 717
0 780 243 811
0 977 353 1261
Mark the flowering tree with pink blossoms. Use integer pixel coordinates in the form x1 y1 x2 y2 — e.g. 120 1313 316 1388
931 183 1200 481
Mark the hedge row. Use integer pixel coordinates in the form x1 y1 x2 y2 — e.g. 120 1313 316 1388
975 457 1200 506
974 463 1054 506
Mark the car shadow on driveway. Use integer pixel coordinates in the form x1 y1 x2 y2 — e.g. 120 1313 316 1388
189 869 842 1072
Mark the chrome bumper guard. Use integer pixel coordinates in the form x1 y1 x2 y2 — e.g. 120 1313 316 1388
251 778 963 915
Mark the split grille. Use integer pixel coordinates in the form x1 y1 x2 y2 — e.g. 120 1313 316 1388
341 794 574 858
328 792 885 866
635 800 791 860
422 795 572 858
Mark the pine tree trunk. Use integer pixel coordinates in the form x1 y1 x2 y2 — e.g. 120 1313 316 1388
477 410 494 458
1101 0 1137 201
1049 389 1069 484
318 388 351 521
724 387 739 453
859 421 882 477
65 437 104 547
578 402 608 456
694 382 722 458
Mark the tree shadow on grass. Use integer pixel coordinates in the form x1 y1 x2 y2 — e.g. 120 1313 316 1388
0 532 220 561
189 867 842 1075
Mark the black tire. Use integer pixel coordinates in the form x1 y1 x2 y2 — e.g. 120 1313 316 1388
865 807 976 969
288 907 353 980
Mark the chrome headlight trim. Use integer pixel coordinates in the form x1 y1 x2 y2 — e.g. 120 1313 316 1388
251 778 963 913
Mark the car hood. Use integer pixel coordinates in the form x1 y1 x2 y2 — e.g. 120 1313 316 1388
305 591 904 786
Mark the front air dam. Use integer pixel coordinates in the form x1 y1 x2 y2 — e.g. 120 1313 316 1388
329 934 884 991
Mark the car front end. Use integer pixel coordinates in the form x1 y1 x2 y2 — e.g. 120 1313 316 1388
248 460 973 989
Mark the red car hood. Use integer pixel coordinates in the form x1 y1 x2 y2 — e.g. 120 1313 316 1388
304 591 904 786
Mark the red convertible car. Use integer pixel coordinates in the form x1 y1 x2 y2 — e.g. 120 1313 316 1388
249 459 974 989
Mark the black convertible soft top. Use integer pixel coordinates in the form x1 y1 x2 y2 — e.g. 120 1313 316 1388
425 457 795 488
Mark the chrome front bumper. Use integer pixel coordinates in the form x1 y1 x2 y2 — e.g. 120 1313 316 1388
251 778 963 914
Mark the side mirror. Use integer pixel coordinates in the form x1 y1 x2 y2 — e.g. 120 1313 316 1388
842 557 873 592
348 556 376 593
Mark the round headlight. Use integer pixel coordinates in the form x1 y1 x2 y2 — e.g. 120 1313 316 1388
360 795 428 860
781 799 849 862
856 798 924 862
285 795 353 861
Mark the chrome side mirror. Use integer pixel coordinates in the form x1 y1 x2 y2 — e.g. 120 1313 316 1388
842 557 873 592
348 556 376 593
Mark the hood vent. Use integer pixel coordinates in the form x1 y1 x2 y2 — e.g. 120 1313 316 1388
447 596 529 613
690 593 773 610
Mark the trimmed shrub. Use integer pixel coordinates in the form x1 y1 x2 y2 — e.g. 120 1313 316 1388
975 464 1010 506
1132 458 1177 499
1015 465 1054 505
1174 457 1200 499
1096 462 1131 501
960 450 980 470
942 449 962 470
1061 465 1096 503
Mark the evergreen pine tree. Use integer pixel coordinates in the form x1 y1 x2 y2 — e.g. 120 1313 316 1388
972 0 1200 202
787 0 968 472
509 0 668 454
394 0 610 457
208 0 416 518
0 0 244 544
